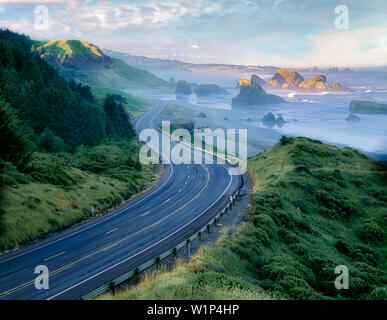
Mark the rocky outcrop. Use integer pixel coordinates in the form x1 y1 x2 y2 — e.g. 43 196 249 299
349 100 387 114
268 68 304 89
299 75 352 92
237 78 252 87
346 114 361 121
268 68 352 92
251 74 266 86
232 80 285 106
175 80 192 95
262 112 276 123
331 82 352 92
262 112 286 127
299 75 330 91
276 115 286 127
195 83 228 96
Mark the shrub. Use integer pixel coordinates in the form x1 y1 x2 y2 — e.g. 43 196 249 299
356 222 384 242
368 287 387 300
278 229 299 244
37 128 66 153
279 136 293 145
334 240 351 256
251 214 277 236
295 220 311 232
25 153 78 186
272 210 295 228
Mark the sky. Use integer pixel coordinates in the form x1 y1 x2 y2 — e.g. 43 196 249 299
0 0 386 68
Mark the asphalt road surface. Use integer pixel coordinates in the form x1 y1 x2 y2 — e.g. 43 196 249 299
0 103 242 300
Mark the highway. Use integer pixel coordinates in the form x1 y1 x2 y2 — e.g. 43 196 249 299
0 102 242 300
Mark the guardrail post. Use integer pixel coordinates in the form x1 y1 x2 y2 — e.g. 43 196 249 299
109 282 115 296
155 256 160 267
207 224 211 234
172 247 177 258
134 267 139 277
198 231 201 240
186 239 191 262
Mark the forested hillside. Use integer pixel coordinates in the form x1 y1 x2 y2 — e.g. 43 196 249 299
0 30 155 249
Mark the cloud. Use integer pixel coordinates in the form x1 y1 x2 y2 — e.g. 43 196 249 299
300 25 387 67
0 0 59 2
0 0 385 67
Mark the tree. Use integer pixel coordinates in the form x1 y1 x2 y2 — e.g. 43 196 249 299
103 95 135 139
0 102 31 169
0 101 32 237
68 79 94 103
0 29 106 148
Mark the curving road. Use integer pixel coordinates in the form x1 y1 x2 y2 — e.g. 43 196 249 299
0 102 242 300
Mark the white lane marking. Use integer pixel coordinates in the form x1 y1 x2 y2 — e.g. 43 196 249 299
178 189 182 193
185 181 187 185
164 198 170 203
188 175 190 178
142 211 151 216
105 228 118 235
47 164 234 300
43 251 65 262
0 123 175 265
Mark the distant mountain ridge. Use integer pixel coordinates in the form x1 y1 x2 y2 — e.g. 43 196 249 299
103 49 354 76
32 40 168 88
103 49 279 75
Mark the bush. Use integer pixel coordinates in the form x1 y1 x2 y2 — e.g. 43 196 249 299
279 136 293 145
334 240 351 255
25 153 78 186
272 210 295 228
368 287 387 300
251 214 277 236
37 128 66 153
278 230 299 244
356 222 384 242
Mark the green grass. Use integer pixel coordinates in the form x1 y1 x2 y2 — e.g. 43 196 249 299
98 244 281 300
34 40 168 89
99 137 387 300
35 40 103 62
90 86 152 118
0 139 156 249
246 137 386 299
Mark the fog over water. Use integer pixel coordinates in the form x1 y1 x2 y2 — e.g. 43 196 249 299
127 69 387 160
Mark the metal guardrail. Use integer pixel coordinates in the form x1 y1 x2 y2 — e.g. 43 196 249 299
82 108 243 299
81 186 241 300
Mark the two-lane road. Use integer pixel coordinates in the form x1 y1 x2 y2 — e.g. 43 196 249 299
0 102 242 300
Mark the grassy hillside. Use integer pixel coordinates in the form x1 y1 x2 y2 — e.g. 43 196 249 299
33 40 168 88
33 40 104 62
0 140 155 249
0 30 156 250
99 137 386 300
